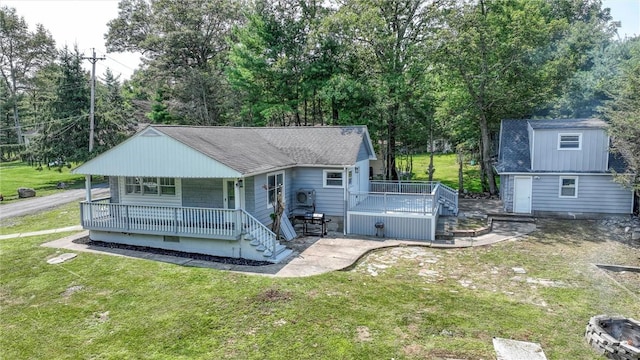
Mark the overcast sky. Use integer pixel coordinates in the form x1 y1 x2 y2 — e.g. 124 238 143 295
3 0 639 81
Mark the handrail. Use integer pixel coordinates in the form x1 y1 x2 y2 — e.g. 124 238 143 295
79 200 279 259
80 201 240 239
240 210 277 257
348 191 437 214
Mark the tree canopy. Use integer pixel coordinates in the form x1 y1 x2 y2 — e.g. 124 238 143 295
1 0 635 192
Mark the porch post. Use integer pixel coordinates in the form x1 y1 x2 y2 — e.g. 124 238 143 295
85 175 92 202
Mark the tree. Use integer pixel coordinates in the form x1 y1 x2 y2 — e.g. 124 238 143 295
331 0 441 180
35 46 90 163
602 36 640 199
0 6 56 144
435 0 602 194
105 0 244 125
94 69 136 155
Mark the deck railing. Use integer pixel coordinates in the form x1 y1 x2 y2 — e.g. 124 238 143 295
80 200 276 252
349 181 458 216
370 180 437 194
347 191 437 215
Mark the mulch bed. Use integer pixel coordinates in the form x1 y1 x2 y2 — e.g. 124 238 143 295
72 236 273 266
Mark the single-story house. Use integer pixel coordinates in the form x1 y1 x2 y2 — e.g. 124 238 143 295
73 125 458 263
495 118 634 217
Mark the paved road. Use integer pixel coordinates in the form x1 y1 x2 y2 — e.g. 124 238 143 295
0 184 109 221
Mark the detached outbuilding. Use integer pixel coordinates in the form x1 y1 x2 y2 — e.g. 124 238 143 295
495 118 634 217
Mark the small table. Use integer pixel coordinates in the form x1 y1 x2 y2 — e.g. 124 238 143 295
301 212 327 237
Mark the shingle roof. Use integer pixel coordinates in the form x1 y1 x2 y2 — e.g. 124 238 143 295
153 125 372 175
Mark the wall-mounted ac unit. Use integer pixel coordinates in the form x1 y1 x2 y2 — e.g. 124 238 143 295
295 189 315 207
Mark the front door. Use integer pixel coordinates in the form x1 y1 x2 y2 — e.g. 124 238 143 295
513 176 532 213
223 180 236 209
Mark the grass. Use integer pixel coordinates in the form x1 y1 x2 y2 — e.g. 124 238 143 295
0 202 80 235
405 153 483 193
0 161 88 202
1 218 638 359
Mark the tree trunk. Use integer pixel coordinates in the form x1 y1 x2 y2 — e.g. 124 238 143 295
457 150 464 193
427 119 435 182
386 104 399 180
478 113 497 194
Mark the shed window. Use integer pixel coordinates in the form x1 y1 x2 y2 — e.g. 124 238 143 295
558 134 581 150
324 170 344 188
125 177 176 196
559 176 578 198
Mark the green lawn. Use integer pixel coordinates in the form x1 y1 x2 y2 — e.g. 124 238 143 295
0 201 80 235
0 161 88 202
1 219 638 359
408 153 483 193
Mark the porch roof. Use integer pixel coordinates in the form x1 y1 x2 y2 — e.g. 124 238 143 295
73 125 375 177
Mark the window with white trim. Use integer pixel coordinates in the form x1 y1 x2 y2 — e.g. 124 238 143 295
124 177 176 196
267 171 284 208
558 133 581 150
323 170 344 188
559 176 578 198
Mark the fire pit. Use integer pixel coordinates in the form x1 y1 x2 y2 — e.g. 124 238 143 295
585 315 640 360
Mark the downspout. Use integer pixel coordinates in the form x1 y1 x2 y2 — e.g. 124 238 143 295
343 166 348 236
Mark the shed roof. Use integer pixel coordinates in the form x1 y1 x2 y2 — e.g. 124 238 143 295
73 125 375 177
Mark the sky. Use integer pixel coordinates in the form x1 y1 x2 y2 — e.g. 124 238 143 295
2 0 639 81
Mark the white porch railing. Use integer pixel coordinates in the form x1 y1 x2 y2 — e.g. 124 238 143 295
370 180 437 194
80 200 278 256
369 180 458 211
348 191 437 215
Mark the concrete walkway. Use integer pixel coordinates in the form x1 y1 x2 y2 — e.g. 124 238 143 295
0 225 83 240
27 219 536 277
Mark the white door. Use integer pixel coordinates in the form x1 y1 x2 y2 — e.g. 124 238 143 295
513 176 532 213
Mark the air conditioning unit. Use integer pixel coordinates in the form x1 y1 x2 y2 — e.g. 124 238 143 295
295 189 315 207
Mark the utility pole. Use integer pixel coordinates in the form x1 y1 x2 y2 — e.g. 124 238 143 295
83 49 105 152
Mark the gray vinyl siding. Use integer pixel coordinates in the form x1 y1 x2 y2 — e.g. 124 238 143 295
182 179 223 208
531 174 631 214
357 141 370 162
531 129 608 172
251 169 293 225
244 177 255 213
292 167 345 216
348 214 435 241
109 176 120 203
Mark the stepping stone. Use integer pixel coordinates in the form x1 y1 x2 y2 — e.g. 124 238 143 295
493 337 547 360
47 253 77 264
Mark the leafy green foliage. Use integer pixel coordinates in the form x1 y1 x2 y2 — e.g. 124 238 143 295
0 6 56 145
602 36 640 195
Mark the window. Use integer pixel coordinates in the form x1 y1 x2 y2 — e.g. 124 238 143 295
558 133 581 150
323 170 344 188
125 177 141 194
559 176 578 198
125 177 176 196
267 171 284 208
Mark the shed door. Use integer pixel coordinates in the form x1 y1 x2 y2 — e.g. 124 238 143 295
513 176 532 213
